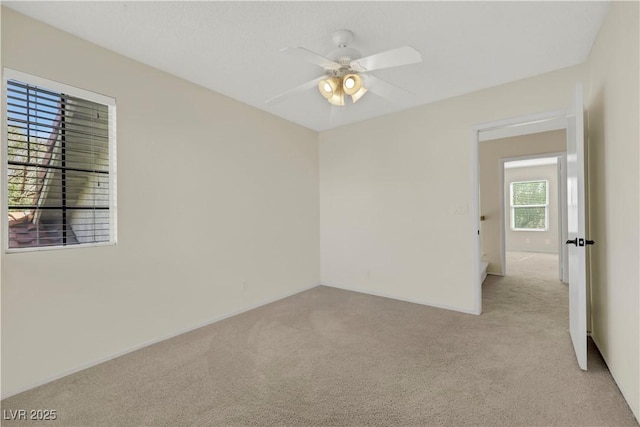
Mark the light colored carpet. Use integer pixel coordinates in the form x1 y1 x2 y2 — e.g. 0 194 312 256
2 254 637 426
505 250 561 282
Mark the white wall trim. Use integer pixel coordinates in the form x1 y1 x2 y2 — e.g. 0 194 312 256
471 127 482 315
479 115 567 142
3 67 116 106
320 282 480 316
0 282 321 400
591 333 640 422
557 154 569 283
473 110 567 135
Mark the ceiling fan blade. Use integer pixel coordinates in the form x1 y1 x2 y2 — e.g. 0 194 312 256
362 74 415 105
281 47 341 70
265 75 325 105
350 46 422 72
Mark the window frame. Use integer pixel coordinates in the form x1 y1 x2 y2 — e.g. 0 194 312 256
2 68 117 253
509 179 549 232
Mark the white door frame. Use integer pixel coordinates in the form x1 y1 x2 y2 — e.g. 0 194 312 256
499 152 568 280
471 109 567 315
558 154 569 283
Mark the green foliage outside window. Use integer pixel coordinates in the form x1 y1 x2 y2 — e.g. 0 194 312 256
511 180 548 230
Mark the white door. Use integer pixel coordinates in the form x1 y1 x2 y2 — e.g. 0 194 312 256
566 83 590 370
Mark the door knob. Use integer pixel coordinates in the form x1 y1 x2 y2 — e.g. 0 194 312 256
566 238 595 246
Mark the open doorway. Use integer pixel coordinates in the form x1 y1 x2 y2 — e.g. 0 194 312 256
477 130 568 286
502 154 568 283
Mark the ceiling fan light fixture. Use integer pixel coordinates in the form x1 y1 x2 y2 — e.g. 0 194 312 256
342 74 367 104
318 77 340 99
350 86 368 104
342 74 363 95
328 88 345 106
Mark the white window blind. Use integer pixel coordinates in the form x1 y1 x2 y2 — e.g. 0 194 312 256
510 180 548 231
4 71 116 251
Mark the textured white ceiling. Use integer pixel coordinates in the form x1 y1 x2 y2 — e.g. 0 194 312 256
5 1 609 131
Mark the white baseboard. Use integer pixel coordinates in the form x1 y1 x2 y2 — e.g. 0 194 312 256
480 261 489 284
319 282 479 316
1 283 320 400
591 333 639 423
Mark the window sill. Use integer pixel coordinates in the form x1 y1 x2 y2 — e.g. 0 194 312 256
5 240 117 254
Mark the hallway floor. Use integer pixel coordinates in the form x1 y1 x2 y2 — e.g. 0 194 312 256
505 250 561 282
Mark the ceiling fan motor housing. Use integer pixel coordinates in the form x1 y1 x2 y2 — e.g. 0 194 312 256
332 29 354 47
328 29 361 67
328 46 361 67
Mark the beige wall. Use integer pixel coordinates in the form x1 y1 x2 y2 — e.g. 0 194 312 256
1 8 320 398
585 1 639 418
320 67 585 313
504 164 559 254
479 131 566 274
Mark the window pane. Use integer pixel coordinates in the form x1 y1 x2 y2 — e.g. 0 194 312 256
8 208 70 248
7 164 40 207
512 181 547 206
6 75 115 250
514 207 546 229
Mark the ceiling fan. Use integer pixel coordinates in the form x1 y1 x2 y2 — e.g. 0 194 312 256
266 29 422 107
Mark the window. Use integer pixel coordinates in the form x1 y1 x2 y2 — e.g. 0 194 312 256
510 180 548 231
3 69 116 251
